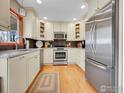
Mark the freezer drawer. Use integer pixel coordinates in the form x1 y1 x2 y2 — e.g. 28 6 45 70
85 58 112 93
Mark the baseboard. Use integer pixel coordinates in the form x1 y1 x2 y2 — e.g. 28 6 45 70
75 64 85 73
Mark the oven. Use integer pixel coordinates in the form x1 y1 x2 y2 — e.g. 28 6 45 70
53 48 68 65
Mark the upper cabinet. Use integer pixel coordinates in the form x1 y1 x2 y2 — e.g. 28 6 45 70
53 23 61 32
36 20 54 40
23 8 37 39
79 21 85 40
39 21 45 38
67 23 75 41
61 23 67 32
53 23 67 32
67 21 85 41
0 0 10 30
44 22 54 41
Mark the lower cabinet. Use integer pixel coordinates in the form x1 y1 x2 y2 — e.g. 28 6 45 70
68 48 85 70
8 55 27 93
43 48 53 64
8 51 40 93
27 53 40 86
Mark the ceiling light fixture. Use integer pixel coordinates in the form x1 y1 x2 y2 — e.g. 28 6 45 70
36 0 42 4
44 17 48 20
81 5 85 9
73 18 77 21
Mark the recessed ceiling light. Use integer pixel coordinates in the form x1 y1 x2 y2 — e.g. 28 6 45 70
81 5 85 9
36 0 42 4
73 18 77 21
44 17 48 20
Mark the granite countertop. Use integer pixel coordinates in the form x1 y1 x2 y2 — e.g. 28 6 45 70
0 48 41 59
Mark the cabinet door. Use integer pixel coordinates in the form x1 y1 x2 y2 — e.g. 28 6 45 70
8 56 27 93
68 49 78 64
27 52 40 86
23 17 33 38
45 22 54 40
61 23 67 32
23 9 36 38
78 49 85 70
28 58 36 84
80 21 85 40
53 23 61 32
67 23 75 41
43 49 53 64
0 0 10 30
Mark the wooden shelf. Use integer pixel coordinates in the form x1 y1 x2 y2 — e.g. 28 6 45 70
40 22 45 38
75 23 80 39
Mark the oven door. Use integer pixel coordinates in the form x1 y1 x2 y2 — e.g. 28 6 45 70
54 51 67 61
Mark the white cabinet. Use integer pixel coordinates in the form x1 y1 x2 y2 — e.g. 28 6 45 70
78 21 85 40
8 55 27 93
0 0 10 30
68 48 78 64
53 23 67 32
43 48 53 64
68 48 85 70
67 23 75 41
23 8 37 39
78 49 85 70
44 22 54 40
27 52 40 85
67 21 85 41
0 50 41 93
53 23 61 32
61 23 67 32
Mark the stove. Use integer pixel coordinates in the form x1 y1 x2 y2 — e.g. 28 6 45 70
53 48 68 65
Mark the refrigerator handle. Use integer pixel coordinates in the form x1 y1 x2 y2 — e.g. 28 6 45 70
87 59 107 70
92 24 96 53
90 24 94 51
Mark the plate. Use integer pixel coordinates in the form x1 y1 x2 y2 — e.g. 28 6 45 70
36 41 43 48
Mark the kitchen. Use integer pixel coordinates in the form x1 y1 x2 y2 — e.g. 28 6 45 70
0 0 123 93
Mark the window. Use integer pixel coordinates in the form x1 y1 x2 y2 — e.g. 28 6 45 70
0 12 19 43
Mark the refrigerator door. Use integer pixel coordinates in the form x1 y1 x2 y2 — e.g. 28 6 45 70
85 18 95 60
85 58 112 93
94 4 113 66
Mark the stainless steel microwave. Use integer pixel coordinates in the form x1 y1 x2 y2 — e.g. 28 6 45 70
54 32 66 40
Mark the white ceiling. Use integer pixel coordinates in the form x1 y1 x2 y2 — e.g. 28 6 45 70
17 0 88 22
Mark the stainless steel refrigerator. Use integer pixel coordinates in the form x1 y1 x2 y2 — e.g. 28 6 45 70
85 1 118 93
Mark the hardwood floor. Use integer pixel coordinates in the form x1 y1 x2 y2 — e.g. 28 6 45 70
28 65 97 93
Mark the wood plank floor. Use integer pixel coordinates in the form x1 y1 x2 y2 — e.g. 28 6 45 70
28 65 97 93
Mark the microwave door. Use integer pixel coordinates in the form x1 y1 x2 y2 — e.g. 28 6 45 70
54 33 66 40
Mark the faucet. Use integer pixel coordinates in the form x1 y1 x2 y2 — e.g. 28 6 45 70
15 36 27 50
